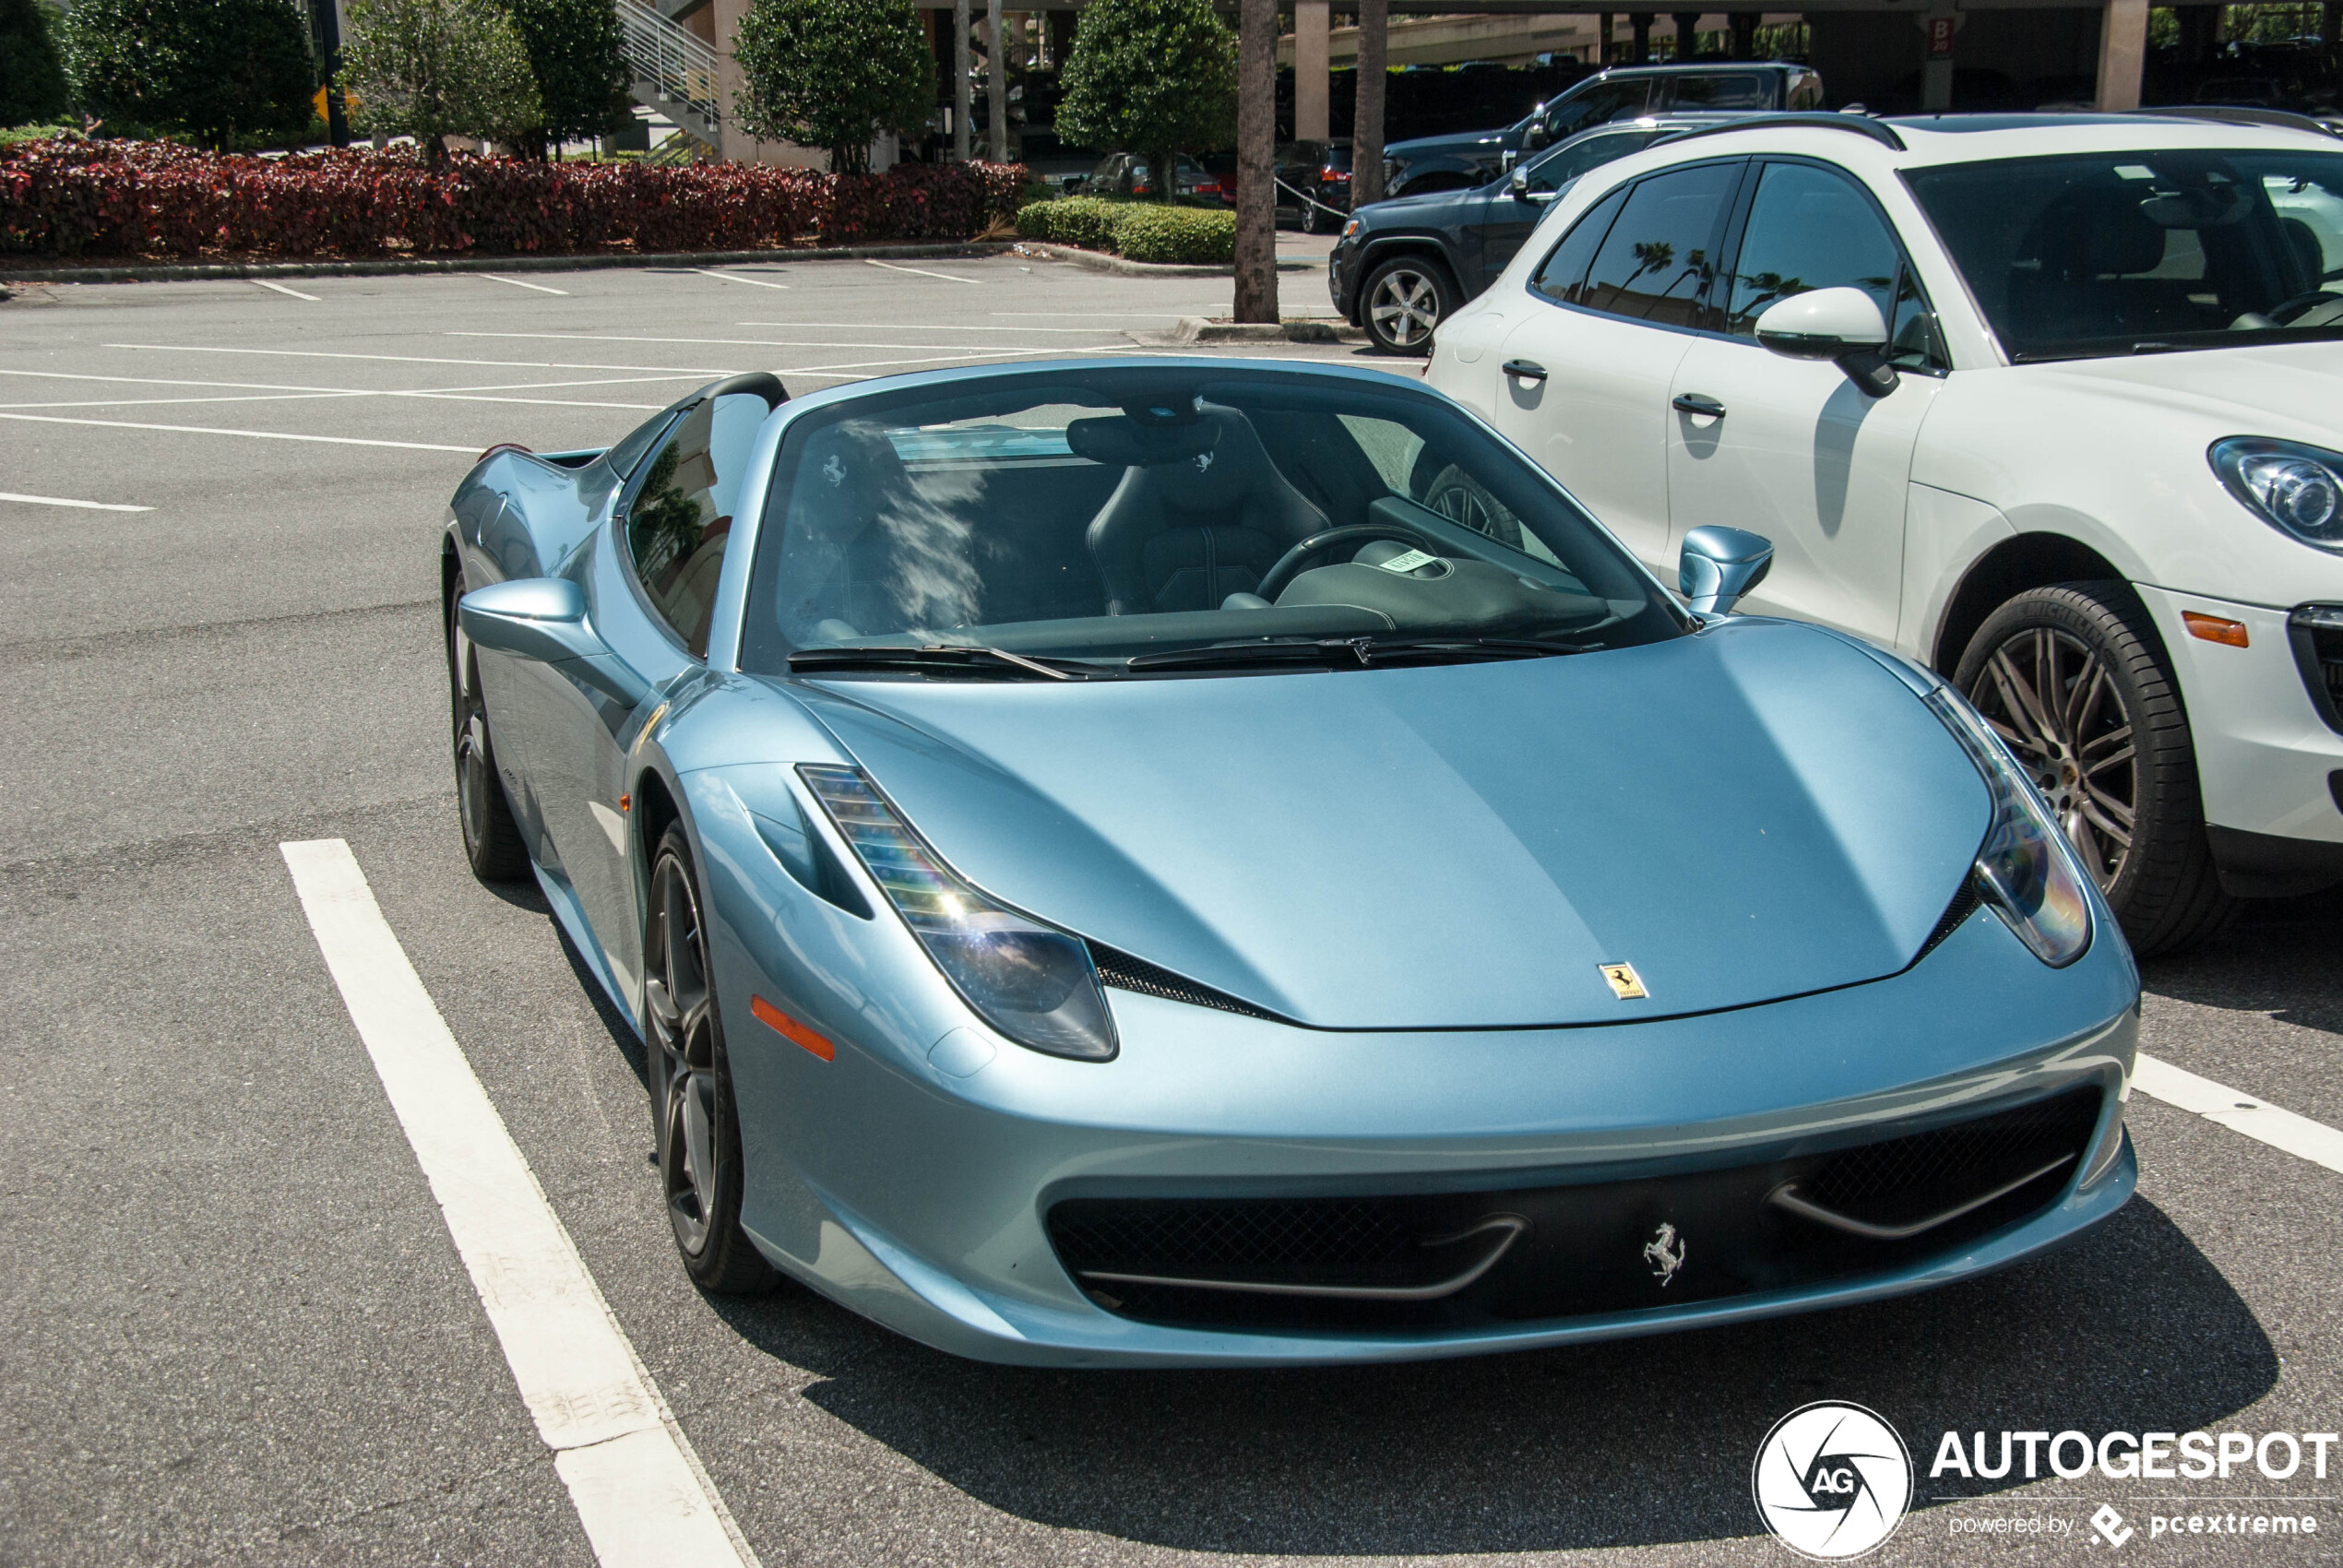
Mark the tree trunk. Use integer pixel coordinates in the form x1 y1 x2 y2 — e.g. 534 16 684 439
1233 0 1277 323
954 0 971 160
986 0 1007 163
1150 147 1174 202
1351 0 1387 208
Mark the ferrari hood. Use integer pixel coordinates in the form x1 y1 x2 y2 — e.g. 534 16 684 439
785 621 1992 1029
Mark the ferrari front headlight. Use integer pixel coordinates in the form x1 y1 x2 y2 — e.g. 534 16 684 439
1923 686 2093 968
798 765 1118 1062
2210 436 2343 552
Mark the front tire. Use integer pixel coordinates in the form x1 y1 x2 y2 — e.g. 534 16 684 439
1954 581 2234 956
447 567 529 884
1361 255 1456 356
644 827 779 1295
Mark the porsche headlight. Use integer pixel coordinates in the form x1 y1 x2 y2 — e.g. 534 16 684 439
798 765 1117 1062
2210 436 2343 552
1923 686 2093 968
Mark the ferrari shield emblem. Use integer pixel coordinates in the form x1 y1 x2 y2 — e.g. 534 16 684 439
1599 962 1648 1000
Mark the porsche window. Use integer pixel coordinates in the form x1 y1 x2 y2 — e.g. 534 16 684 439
624 391 769 655
1724 162 1901 334
1571 161 1740 327
738 368 1683 676
1907 148 2343 361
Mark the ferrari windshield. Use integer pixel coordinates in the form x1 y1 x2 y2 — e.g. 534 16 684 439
737 366 1682 675
1908 148 2343 362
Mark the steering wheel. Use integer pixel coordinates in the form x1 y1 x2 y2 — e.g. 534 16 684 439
2261 289 2343 327
1255 522 1444 602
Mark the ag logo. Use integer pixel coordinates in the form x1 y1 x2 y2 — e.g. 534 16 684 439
1751 1401 1912 1560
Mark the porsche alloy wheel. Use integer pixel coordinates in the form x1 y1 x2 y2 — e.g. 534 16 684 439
1362 256 1455 356
447 569 529 883
644 830 777 1294
1955 582 2233 956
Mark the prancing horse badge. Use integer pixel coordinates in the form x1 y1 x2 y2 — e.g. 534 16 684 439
1600 962 1648 1000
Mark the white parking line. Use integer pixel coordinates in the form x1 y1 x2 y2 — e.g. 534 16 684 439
2133 1052 2343 1176
446 330 1062 353
0 491 152 512
0 411 474 452
108 343 740 374
735 320 1128 333
863 258 977 284
252 279 320 302
483 275 571 295
689 268 790 290
279 840 757 1568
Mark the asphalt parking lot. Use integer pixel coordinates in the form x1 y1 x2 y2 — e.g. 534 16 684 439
3 247 2339 1567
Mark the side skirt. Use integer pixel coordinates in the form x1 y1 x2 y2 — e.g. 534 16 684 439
531 858 644 1039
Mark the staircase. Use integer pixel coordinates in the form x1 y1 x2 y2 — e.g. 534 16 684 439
618 0 723 150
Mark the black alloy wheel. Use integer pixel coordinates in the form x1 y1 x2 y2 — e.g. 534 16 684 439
644 827 779 1294
447 567 529 883
1361 255 1456 356
1955 581 2233 956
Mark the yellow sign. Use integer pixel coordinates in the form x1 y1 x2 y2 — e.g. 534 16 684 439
1599 962 1648 1001
312 85 360 121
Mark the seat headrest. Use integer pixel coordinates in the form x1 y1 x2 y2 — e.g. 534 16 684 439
2037 185 2168 279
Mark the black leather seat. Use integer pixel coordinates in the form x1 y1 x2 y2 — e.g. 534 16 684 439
1080 406 1329 615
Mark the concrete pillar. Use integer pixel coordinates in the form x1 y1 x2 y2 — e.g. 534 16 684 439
1295 0 1330 142
1672 12 1704 60
953 0 971 160
1921 3 1956 111
2096 0 2148 110
715 0 759 162
1631 12 1653 63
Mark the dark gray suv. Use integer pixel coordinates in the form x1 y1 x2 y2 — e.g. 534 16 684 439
1384 62 1824 198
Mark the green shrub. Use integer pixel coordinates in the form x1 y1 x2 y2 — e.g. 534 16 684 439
1106 203 1232 264
0 122 77 146
62 0 316 149
1017 196 1232 264
0 0 70 127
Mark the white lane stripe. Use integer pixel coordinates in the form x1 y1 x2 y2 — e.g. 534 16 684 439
2133 1052 2343 1175
107 343 740 374
0 491 152 512
447 330 1061 353
689 267 790 290
735 320 1128 333
0 367 705 396
0 411 473 452
279 840 757 1568
483 274 571 294
253 279 320 302
863 257 977 284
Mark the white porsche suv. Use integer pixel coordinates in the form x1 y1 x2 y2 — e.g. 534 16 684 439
1427 111 2343 954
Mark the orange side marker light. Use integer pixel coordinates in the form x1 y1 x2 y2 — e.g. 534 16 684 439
618 792 630 813
2182 612 2250 647
751 996 835 1061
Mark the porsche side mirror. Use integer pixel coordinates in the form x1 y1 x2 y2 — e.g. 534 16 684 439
458 576 648 707
1679 526 1774 616
1753 287 1899 398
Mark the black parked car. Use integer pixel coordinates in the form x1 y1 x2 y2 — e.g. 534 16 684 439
1273 138 1354 232
1383 62 1824 197
1331 113 1756 354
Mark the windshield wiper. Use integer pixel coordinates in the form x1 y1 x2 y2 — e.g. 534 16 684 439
787 645 1108 681
1125 634 1596 673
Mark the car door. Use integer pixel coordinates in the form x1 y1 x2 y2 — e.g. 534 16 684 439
1663 160 1945 643
531 383 782 1000
1480 127 1663 284
1490 158 1745 569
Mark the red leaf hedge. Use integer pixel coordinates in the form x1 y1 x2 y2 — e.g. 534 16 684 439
0 139 1028 260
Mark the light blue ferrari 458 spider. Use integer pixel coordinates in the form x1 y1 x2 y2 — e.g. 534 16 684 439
445 359 2138 1367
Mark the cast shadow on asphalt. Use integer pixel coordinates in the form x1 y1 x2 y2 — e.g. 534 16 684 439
2138 884 2343 1037
702 1195 2268 1552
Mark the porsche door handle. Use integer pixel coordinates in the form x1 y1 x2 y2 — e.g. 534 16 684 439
1502 359 1548 383
1671 392 1727 417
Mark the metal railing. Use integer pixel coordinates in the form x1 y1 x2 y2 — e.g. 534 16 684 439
618 0 722 146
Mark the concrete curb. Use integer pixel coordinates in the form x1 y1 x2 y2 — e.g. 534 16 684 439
1162 315 1363 344
0 240 1017 286
1012 242 1316 278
